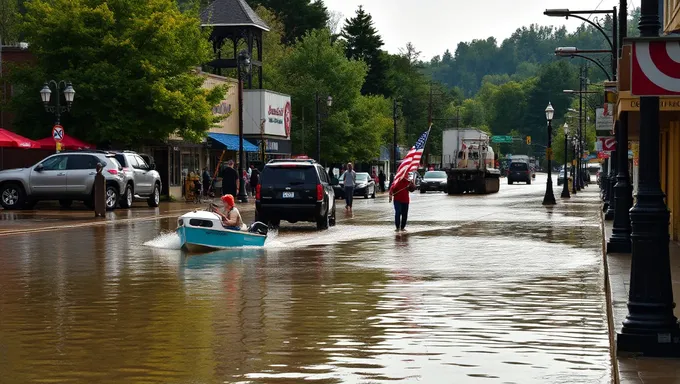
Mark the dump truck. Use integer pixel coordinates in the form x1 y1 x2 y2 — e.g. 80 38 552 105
442 128 501 194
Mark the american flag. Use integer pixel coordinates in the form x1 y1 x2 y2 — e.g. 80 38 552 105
394 128 431 182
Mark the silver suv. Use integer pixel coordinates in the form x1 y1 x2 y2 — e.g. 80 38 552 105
0 151 126 210
112 151 162 208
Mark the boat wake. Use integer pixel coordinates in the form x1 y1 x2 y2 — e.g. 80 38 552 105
144 232 182 250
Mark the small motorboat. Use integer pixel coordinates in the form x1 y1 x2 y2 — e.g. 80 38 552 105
176 207 268 253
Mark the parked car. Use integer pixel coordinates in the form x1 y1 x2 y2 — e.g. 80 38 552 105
0 151 126 210
409 171 422 189
557 168 570 186
420 170 448 193
255 158 336 230
112 151 162 208
334 172 376 199
507 161 532 185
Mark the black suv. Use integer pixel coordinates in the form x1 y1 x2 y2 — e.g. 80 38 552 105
255 159 336 230
507 161 532 185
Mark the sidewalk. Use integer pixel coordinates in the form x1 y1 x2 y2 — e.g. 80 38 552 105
604 215 680 383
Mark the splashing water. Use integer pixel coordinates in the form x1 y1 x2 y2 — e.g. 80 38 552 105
144 231 182 250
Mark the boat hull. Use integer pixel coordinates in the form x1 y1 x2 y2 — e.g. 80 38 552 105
177 225 266 252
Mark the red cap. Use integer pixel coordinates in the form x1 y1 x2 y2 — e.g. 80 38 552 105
221 194 235 207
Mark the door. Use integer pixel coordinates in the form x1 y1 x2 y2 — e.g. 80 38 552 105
133 154 153 194
29 155 68 196
66 154 99 196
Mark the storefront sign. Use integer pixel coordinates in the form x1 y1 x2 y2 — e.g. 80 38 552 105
597 136 617 151
631 38 680 96
596 105 614 131
254 138 292 154
243 90 293 138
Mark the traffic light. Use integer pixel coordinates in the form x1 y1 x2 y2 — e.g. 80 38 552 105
526 136 531 145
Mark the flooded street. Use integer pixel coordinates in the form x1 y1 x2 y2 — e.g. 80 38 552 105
0 175 611 383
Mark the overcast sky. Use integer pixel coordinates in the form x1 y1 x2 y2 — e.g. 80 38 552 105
324 0 626 59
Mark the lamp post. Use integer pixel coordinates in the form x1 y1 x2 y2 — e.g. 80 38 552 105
571 136 578 195
40 80 75 126
561 123 570 198
237 50 250 203
542 102 556 206
618 0 680 355
315 93 333 163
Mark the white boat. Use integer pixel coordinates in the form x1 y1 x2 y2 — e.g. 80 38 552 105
176 210 268 253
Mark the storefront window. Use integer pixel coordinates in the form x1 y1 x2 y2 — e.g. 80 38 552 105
170 148 181 186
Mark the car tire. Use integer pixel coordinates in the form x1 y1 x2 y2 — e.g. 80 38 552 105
147 183 160 208
316 210 330 230
527 179 531 185
329 204 336 227
120 185 133 208
59 199 73 209
508 180 513 185
105 186 118 211
371 187 376 199
420 189 426 194
0 183 25 210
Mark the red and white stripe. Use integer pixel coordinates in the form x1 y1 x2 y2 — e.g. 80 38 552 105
394 148 423 182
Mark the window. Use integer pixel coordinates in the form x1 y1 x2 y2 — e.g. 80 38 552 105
262 166 318 186
114 154 128 168
189 219 213 228
134 155 149 170
170 149 181 186
67 155 99 170
425 171 446 178
356 173 369 181
41 155 68 171
510 162 528 170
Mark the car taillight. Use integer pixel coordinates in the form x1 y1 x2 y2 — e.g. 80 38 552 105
107 169 118 175
122 167 130 172
316 184 323 201
256 184 261 200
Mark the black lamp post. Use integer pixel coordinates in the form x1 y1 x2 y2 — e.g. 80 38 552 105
40 80 75 126
571 136 578 195
561 122 570 198
618 0 680 356
543 102 556 206
237 50 250 203
315 93 333 163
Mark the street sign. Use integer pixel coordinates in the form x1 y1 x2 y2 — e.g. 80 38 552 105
597 137 616 151
631 37 680 96
545 147 553 160
491 136 513 143
596 106 614 132
52 125 64 142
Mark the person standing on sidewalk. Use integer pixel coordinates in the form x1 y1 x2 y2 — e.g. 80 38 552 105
249 164 260 197
220 160 239 197
389 176 414 231
379 170 386 193
344 162 356 212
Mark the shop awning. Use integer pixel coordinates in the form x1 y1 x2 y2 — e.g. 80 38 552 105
35 134 95 150
208 133 259 152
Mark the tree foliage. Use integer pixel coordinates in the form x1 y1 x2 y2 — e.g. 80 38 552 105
10 0 225 146
247 0 328 45
341 6 388 96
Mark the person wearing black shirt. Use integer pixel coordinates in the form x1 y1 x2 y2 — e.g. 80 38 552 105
249 164 260 196
220 160 239 196
378 170 386 193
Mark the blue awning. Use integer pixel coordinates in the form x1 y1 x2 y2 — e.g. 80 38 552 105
208 133 259 152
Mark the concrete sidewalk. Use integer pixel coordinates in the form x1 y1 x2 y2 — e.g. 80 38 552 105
604 216 680 383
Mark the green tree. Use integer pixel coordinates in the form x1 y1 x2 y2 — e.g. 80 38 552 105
0 0 18 44
10 0 225 145
247 0 328 45
341 6 388 96
487 81 527 135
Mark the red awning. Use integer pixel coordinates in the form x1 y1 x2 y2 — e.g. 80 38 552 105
0 128 42 149
36 134 95 150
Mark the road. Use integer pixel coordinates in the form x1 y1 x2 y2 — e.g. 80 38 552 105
0 174 611 383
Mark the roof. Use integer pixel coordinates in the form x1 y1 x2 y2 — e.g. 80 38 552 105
208 132 259 152
200 0 270 31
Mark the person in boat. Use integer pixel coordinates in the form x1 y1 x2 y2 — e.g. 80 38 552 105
216 194 244 231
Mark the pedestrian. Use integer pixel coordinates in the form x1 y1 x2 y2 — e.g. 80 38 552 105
372 170 379 186
202 167 211 197
215 194 244 231
344 162 357 212
242 168 249 194
220 160 239 197
389 176 415 232
378 170 386 193
250 164 260 197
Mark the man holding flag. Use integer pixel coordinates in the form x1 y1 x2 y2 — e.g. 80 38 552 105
389 127 431 232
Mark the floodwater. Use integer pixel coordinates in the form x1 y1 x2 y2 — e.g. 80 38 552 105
0 175 611 383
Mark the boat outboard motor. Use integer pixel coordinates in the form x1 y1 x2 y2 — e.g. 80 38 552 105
248 221 269 236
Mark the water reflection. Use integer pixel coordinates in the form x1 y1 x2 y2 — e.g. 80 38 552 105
0 183 611 383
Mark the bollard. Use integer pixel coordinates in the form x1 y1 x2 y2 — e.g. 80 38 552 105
94 163 106 217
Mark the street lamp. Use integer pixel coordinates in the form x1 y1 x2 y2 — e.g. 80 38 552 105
542 102 556 206
315 93 332 163
571 136 578 195
237 50 251 203
561 123 570 198
41 80 75 125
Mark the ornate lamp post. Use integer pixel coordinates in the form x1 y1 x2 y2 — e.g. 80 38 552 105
237 50 251 203
40 80 75 125
542 102 556 206
315 94 332 162
571 136 578 195
561 123 570 198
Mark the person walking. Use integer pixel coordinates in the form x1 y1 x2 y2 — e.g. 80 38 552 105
343 162 357 212
389 176 414 232
378 170 386 193
202 167 211 197
220 160 239 197
249 164 260 197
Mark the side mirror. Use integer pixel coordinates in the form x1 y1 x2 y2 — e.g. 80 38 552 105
150 163 156 170
35 164 44 172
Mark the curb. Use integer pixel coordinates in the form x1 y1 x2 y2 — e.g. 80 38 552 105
600 206 620 384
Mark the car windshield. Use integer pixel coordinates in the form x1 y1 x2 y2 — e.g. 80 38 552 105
356 173 369 181
262 166 318 186
424 171 446 178
511 162 528 170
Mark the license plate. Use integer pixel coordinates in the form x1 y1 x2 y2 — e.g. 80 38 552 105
282 192 295 198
